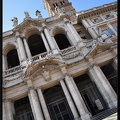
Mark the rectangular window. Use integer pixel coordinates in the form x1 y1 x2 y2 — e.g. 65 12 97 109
102 28 113 36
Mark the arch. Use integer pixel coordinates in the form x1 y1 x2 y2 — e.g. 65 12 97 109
3 43 20 69
52 26 71 50
27 34 46 56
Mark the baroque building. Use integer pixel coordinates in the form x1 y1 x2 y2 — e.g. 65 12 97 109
2 0 117 120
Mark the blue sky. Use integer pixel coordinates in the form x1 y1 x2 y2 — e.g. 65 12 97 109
3 0 116 32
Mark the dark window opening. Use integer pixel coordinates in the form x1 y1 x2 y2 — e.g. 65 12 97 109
44 85 74 120
7 49 20 69
54 34 71 50
74 74 108 116
14 96 34 120
101 64 117 94
28 34 46 56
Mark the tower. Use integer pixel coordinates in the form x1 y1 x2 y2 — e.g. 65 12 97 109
43 0 76 21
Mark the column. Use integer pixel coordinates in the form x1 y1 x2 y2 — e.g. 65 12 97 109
41 31 51 52
107 23 117 36
28 87 44 120
23 37 32 58
4 99 14 120
2 54 7 71
3 102 6 120
82 19 97 39
16 47 21 64
88 62 117 108
37 88 51 120
112 48 117 71
59 79 80 120
99 15 106 21
16 32 27 61
42 23 59 55
64 74 91 120
64 18 82 42
86 18 94 26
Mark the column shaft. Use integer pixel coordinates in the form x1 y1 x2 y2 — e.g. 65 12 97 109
65 75 91 120
88 66 117 108
82 19 97 39
2 54 6 71
37 88 51 120
41 32 51 52
28 88 44 120
23 37 32 58
16 36 27 61
59 79 80 119
5 100 14 120
107 23 117 36
3 102 6 120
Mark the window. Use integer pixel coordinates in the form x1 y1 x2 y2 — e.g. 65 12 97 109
60 1 65 5
91 17 102 23
102 28 113 36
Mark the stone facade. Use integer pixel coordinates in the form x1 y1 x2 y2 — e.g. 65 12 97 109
3 1 117 120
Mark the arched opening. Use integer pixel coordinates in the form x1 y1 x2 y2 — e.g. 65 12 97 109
27 34 46 56
7 49 20 69
54 33 71 50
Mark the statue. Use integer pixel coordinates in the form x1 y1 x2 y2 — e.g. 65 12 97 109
11 17 18 27
24 11 30 19
35 10 43 20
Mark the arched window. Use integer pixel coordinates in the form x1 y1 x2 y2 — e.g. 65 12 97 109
7 49 20 69
54 33 71 50
27 34 46 56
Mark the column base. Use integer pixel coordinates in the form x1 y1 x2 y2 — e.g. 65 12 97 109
52 49 60 55
81 113 91 120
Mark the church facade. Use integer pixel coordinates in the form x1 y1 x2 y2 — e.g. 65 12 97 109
3 0 117 120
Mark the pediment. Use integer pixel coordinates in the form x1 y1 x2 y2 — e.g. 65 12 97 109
12 18 45 34
87 42 111 57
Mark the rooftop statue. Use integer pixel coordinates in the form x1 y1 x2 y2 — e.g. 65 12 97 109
24 11 30 19
36 10 43 20
11 17 18 27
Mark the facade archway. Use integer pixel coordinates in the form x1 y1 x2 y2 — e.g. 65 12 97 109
27 34 46 56
54 33 71 50
7 49 20 69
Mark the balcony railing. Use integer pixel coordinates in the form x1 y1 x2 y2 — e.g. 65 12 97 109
32 52 48 62
4 65 22 77
61 46 77 55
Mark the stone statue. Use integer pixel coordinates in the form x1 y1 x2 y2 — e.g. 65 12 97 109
24 11 30 19
36 10 43 20
11 17 18 27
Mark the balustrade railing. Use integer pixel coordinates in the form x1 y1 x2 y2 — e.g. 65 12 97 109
4 65 22 76
32 52 48 62
61 46 77 55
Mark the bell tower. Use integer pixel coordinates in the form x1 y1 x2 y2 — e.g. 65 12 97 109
43 0 76 21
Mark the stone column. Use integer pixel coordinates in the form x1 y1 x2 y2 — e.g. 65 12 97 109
107 23 117 36
64 18 82 42
87 60 117 108
2 54 7 71
16 32 27 62
40 31 51 52
4 99 14 120
37 87 51 120
42 23 59 55
16 47 21 64
28 87 44 120
112 48 117 71
64 74 91 120
86 18 94 26
23 37 32 59
99 15 106 21
82 19 97 39
3 101 6 120
59 79 80 120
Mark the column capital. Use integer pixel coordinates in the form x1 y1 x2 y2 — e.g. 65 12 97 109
36 86 43 90
42 23 47 29
15 32 21 38
3 98 13 103
64 18 71 24
27 86 36 94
